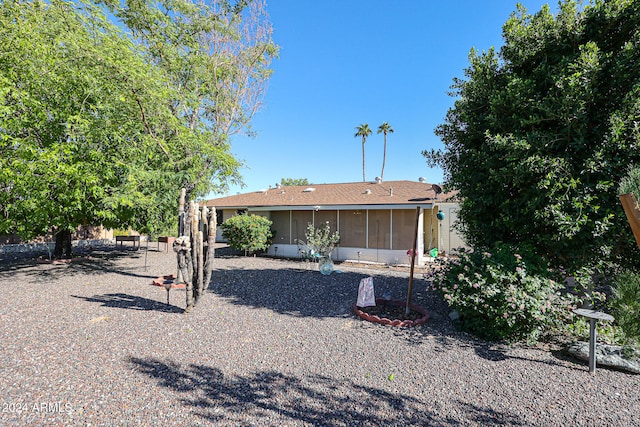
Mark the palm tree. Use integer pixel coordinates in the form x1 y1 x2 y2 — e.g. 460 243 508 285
354 124 372 182
377 122 394 180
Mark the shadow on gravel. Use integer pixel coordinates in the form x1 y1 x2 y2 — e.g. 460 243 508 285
72 293 183 313
209 266 431 319
129 357 531 426
0 251 158 282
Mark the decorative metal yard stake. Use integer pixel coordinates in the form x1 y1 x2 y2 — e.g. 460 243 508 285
405 206 421 316
164 280 172 305
573 308 615 373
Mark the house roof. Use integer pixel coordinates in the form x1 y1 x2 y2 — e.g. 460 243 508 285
206 180 456 209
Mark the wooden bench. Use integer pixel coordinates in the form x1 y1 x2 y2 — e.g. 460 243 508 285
115 235 140 250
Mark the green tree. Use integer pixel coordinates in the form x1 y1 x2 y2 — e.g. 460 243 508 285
220 214 273 255
103 0 278 201
0 0 277 258
355 124 372 182
425 0 640 270
280 178 310 186
0 0 174 257
377 122 394 181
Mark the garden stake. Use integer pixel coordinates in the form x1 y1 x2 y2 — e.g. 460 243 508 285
406 206 421 316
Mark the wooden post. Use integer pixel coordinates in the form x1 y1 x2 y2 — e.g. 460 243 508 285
192 202 200 302
619 193 640 249
178 188 186 237
205 207 216 289
197 231 204 301
184 202 196 312
176 236 193 312
201 205 209 236
405 206 421 316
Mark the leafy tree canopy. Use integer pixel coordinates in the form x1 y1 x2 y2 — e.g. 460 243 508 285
0 0 175 243
100 0 278 199
425 0 640 269
280 178 310 186
0 0 276 255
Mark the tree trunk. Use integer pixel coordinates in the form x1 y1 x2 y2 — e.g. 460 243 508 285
381 135 387 180
362 138 366 182
54 229 73 259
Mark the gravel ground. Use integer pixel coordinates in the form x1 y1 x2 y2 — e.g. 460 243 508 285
1 244 639 426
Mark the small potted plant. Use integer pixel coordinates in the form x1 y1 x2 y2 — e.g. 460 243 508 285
305 222 340 275
619 165 640 248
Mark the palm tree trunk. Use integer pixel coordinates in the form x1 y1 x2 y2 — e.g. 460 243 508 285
381 134 387 180
362 137 366 182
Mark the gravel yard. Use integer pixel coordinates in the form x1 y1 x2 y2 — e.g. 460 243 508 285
1 245 639 426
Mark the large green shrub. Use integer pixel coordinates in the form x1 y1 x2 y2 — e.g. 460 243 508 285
429 243 575 342
425 0 640 271
610 269 640 345
220 214 273 255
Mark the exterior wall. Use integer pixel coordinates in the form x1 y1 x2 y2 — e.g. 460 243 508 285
212 203 465 262
1 225 113 245
264 207 428 265
0 239 117 257
215 208 239 242
435 203 467 254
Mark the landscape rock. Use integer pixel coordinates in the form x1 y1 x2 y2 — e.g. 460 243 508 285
567 341 640 374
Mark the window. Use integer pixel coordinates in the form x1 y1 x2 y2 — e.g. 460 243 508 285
291 211 313 244
314 210 338 233
339 210 365 247
392 209 417 250
368 210 390 249
270 211 291 244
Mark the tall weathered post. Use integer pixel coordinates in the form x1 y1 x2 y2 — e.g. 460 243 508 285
405 206 421 316
205 206 217 289
174 189 217 313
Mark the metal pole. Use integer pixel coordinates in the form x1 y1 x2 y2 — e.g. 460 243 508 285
589 318 597 373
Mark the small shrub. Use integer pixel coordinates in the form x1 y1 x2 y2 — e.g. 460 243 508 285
610 269 640 345
220 214 273 255
619 164 640 197
430 243 574 342
304 222 340 256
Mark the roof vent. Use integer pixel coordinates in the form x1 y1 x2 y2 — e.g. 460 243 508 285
364 189 371 194
375 177 382 184
418 177 426 183
389 187 393 196
257 189 268 194
302 187 315 193
276 183 282 189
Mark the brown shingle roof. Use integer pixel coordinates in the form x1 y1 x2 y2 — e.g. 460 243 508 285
206 180 456 208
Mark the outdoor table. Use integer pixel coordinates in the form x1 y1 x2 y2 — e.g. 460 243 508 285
157 236 175 252
115 235 141 250
572 308 615 373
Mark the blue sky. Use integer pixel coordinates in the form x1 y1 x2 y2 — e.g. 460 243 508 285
222 1 556 195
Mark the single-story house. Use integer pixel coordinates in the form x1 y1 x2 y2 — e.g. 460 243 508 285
206 179 466 265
